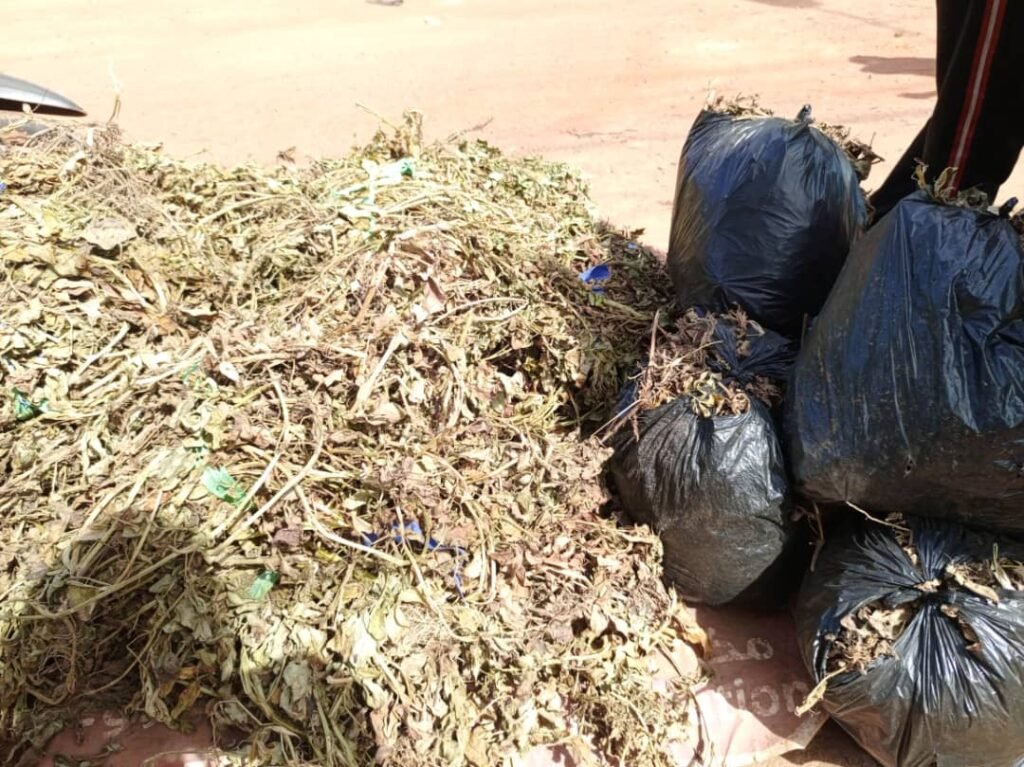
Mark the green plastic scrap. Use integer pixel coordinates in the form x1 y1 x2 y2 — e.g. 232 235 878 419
202 466 248 505
12 389 48 422
249 570 280 600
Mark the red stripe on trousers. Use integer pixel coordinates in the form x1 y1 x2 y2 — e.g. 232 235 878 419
948 0 1007 190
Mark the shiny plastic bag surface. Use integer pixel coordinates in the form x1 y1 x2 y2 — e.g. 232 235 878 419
667 108 866 337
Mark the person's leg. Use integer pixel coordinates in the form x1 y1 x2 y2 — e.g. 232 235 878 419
921 0 1024 199
868 0 969 220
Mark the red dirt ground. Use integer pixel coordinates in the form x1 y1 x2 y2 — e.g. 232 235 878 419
8 0 1023 252
7 1 1022 764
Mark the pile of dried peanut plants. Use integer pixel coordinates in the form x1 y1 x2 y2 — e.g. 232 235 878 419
0 115 706 767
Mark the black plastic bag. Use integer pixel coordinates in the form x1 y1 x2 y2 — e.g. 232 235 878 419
607 315 798 606
786 191 1024 533
795 516 1024 767
667 106 867 337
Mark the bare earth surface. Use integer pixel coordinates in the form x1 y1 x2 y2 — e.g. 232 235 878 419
8 1 1019 764
8 0 1024 251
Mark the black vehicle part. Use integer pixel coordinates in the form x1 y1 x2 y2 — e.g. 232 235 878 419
795 516 1024 767
785 191 1024 533
667 105 866 337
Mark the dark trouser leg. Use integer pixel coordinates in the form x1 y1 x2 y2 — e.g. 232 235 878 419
869 122 928 220
869 0 1024 219
924 0 1024 198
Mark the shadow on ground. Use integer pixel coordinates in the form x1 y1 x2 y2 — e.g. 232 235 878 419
849 55 933 77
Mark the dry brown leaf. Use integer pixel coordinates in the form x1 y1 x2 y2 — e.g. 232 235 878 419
946 563 1001 603
80 216 137 250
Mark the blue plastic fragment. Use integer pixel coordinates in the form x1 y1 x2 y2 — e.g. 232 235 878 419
392 520 441 550
580 264 611 284
580 264 611 296
361 518 468 596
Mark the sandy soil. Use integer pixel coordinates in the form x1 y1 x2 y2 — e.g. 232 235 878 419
8 0 1022 251
7 1 1018 764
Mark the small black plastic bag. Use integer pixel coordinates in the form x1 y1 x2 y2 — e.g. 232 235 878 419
796 515 1024 767
607 313 798 605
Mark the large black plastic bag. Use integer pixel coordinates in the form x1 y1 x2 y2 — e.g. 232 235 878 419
667 106 867 337
795 516 1024 767
607 315 798 606
786 191 1024 533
